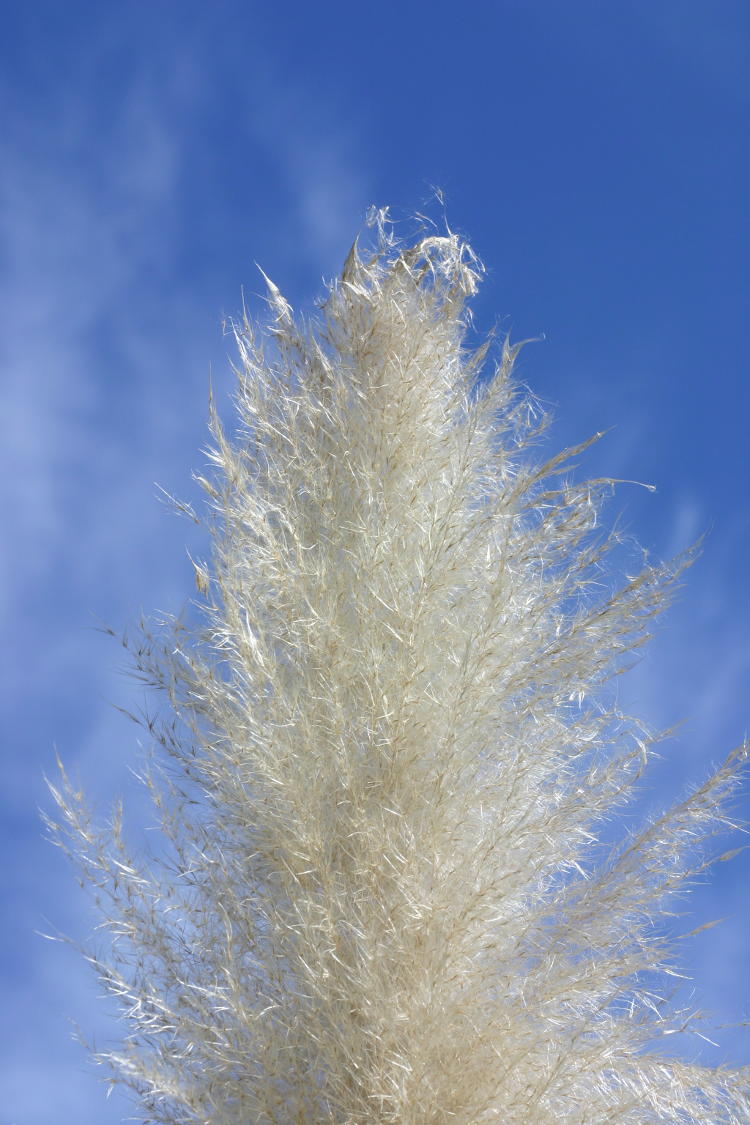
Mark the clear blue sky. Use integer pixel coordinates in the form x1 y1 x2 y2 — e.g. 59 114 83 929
1 3 748 1122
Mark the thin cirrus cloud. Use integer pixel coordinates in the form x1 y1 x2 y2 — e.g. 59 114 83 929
0 85 179 595
1 25 377 1125
0 68 188 1125
238 54 372 267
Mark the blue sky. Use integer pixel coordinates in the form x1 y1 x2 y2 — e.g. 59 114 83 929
1 3 748 1121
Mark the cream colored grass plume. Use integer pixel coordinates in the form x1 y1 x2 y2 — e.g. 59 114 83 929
48 212 749 1122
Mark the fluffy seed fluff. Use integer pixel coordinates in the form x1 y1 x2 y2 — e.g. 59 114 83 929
49 214 749 1123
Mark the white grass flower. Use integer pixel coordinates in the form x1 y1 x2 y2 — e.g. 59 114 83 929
49 214 749 1123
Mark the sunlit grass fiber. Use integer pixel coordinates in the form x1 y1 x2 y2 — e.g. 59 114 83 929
50 215 749 1122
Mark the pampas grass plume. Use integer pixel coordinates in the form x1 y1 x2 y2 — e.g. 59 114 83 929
48 213 749 1123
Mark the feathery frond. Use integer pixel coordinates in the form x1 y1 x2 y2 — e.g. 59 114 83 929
50 215 749 1123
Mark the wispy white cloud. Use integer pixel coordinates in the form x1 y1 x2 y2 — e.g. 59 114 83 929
232 45 373 273
0 49 203 1125
1 16 376 1124
0 72 180 598
538 354 750 1060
